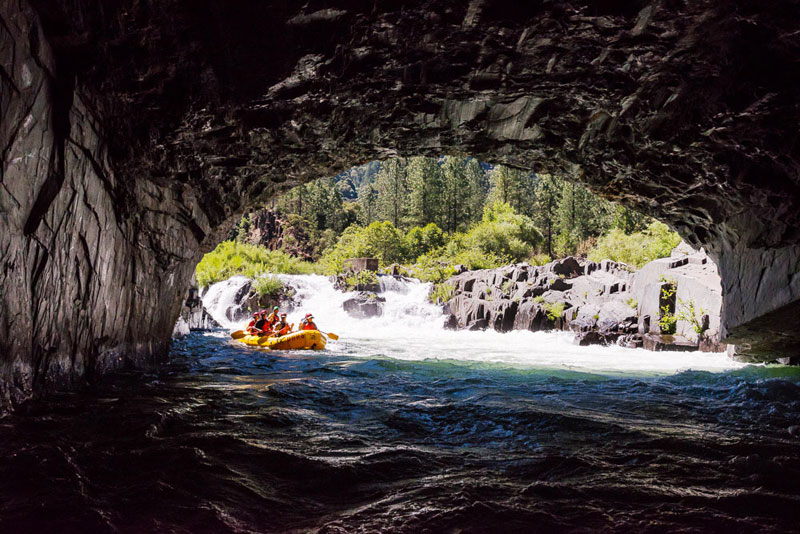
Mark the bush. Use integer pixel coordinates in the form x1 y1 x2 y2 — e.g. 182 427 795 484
341 270 379 291
321 221 409 273
464 201 543 262
587 221 681 268
252 275 284 297
409 253 457 284
543 301 566 321
405 223 446 259
196 241 320 287
530 253 552 266
429 282 455 304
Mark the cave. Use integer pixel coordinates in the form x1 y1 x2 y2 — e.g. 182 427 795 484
2 0 800 410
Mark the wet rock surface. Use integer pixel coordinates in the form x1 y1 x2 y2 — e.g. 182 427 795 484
443 246 735 355
343 292 385 319
3 0 800 408
172 284 219 337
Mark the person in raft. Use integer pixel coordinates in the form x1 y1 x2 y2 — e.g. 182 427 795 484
300 313 318 331
273 313 293 336
245 312 259 334
253 310 271 335
266 306 281 330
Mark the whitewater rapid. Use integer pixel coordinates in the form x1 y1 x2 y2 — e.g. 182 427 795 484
203 274 745 376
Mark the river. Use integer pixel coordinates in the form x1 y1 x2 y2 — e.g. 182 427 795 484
2 275 799 532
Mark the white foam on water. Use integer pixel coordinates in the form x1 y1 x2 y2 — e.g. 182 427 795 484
205 274 746 375
202 275 252 329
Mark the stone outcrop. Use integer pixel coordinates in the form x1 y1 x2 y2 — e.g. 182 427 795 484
240 209 316 261
3 0 800 409
172 283 219 337
442 246 734 355
343 292 385 319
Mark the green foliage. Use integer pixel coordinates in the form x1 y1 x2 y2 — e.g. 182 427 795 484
405 223 446 259
588 221 682 268
409 254 457 284
544 301 566 321
658 283 678 334
501 279 515 296
252 275 284 297
341 270 379 291
677 298 708 336
406 156 443 227
488 165 536 215
375 158 408 227
464 201 543 262
533 296 545 304
429 282 455 304
195 241 320 287
626 297 639 309
530 253 552 266
232 215 251 242
321 221 409 273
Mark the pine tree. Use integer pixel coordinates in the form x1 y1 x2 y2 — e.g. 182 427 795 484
531 173 562 257
406 156 443 228
357 181 378 225
464 158 489 225
487 165 536 216
375 158 408 228
440 156 470 232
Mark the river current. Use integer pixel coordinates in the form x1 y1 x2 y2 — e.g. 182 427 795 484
2 275 800 532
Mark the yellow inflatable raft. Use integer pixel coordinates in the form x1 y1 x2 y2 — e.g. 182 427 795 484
237 330 327 350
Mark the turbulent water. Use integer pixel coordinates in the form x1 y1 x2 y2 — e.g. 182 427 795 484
2 276 800 532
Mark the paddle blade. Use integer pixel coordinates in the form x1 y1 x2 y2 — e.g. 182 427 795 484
325 332 339 340
230 330 247 339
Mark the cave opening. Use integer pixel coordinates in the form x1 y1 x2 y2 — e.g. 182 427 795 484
3 1 800 530
184 155 729 358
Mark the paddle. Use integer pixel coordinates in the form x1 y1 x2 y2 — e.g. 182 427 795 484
321 331 339 340
230 330 247 339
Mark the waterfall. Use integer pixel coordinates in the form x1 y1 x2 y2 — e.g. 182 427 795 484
201 275 253 329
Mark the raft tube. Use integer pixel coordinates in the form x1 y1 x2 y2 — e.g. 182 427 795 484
238 330 327 350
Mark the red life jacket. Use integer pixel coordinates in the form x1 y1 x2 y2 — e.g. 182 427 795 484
303 321 317 331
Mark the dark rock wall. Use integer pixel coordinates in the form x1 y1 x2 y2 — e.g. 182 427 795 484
2 0 800 407
0 2 212 407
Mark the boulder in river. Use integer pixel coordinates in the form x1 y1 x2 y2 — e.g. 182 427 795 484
343 292 385 319
440 245 728 353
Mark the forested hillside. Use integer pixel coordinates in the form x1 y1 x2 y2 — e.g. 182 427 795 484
200 159 681 293
231 157 657 259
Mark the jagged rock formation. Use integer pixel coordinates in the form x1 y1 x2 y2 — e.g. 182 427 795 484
172 284 219 338
240 209 316 261
2 0 800 409
343 292 385 319
443 247 728 354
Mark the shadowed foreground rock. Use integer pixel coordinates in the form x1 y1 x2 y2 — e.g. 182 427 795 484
2 0 800 409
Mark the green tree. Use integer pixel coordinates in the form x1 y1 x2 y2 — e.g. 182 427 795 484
466 201 543 262
406 223 446 260
375 158 408 227
531 174 562 256
406 156 443 228
357 181 378 225
464 158 489 224
441 156 470 232
321 221 409 272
